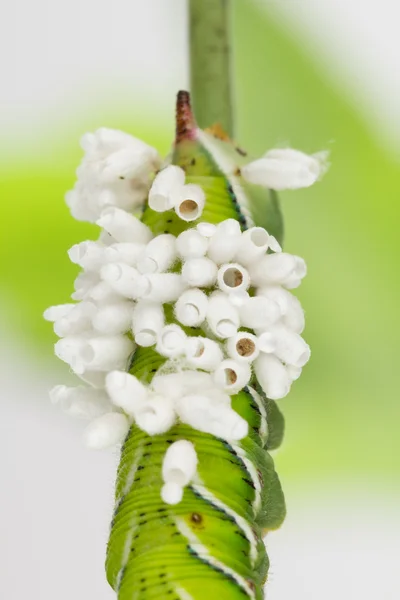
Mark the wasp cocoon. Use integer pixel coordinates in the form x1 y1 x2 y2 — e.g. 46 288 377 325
185 336 224 370
241 148 326 190
235 227 275 265
197 221 217 238
132 300 165 347
100 263 142 298
207 219 242 264
50 385 112 419
227 331 259 363
134 395 176 435
68 241 106 271
137 234 177 274
156 324 187 358
72 271 100 300
106 370 148 415
239 296 281 330
175 288 208 326
97 206 153 243
213 359 252 393
137 272 186 302
148 165 185 212
254 353 291 400
43 303 75 322
181 257 218 287
83 412 130 449
217 262 250 294
77 335 134 372
175 394 248 440
257 285 305 333
91 301 133 334
53 301 96 337
162 440 198 486
161 482 183 505
248 253 300 287
206 292 240 338
104 242 146 267
269 324 311 367
173 183 205 221
176 228 208 258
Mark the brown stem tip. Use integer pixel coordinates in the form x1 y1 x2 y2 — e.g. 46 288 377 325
176 90 197 142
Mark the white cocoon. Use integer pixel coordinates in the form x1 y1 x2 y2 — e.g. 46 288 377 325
257 286 305 333
84 412 130 449
137 234 177 274
185 337 224 371
78 335 134 371
106 370 148 415
91 301 133 334
175 288 208 327
176 229 208 259
68 241 106 271
132 301 165 347
213 359 251 393
137 273 186 302
43 304 75 322
239 296 281 330
49 385 112 419
156 324 187 358
241 148 325 190
217 263 250 294
72 271 100 300
248 253 298 286
53 301 96 337
176 395 248 441
287 364 302 381
197 222 217 238
135 395 176 435
269 324 311 367
97 207 153 243
162 440 198 486
226 332 259 363
173 183 205 221
88 281 121 304
206 292 240 339
235 227 277 265
254 354 291 400
104 242 146 267
149 165 185 212
161 482 183 505
151 371 215 401
100 263 141 298
181 257 218 288
207 219 242 264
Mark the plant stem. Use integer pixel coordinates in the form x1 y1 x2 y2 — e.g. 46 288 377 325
188 0 234 136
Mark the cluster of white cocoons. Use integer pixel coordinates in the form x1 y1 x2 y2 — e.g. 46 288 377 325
65 128 161 223
46 136 312 468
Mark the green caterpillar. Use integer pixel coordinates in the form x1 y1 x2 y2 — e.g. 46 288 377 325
106 92 287 599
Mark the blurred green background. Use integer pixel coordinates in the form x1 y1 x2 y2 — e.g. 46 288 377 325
1 1 399 599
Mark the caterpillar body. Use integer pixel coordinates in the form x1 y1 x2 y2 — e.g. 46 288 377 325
106 93 286 599
46 90 320 599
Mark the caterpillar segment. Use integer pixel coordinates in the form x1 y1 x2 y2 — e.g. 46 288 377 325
106 92 286 599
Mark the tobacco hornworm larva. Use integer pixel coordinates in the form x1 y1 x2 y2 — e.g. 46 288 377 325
106 93 287 599
47 90 321 599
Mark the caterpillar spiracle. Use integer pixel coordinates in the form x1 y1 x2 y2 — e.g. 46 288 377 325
45 91 326 599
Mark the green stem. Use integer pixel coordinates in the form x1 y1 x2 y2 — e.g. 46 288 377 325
189 0 234 136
